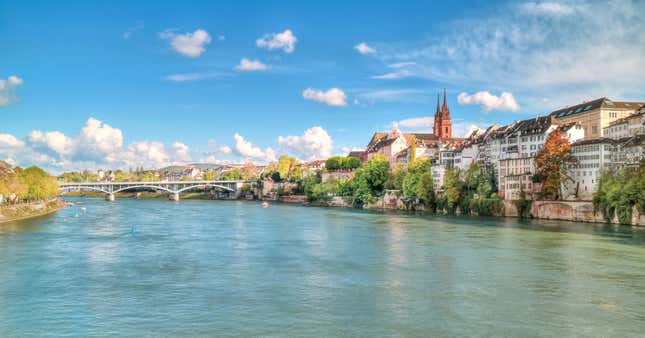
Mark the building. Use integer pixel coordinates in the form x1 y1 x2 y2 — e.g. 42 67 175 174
433 90 452 139
563 138 618 200
551 97 644 140
498 116 584 200
603 109 645 139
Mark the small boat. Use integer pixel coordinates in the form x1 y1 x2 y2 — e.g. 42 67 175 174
262 201 269 208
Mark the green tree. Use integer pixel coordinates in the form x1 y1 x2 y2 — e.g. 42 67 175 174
350 155 390 205
18 166 59 201
277 155 297 180
223 169 242 181
341 157 361 170
325 156 342 171
443 167 464 213
202 171 216 181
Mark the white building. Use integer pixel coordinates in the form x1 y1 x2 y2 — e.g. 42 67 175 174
498 116 584 200
563 138 618 200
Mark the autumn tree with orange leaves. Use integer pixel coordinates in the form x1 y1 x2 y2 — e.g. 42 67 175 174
534 130 577 200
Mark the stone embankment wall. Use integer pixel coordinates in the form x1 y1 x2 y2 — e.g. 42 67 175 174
0 198 66 224
504 200 645 226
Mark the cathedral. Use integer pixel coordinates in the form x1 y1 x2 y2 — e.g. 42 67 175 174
364 89 461 169
433 89 452 139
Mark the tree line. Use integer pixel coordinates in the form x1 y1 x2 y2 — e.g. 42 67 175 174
0 161 59 202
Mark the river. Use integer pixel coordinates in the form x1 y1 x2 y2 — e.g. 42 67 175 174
1 197 644 336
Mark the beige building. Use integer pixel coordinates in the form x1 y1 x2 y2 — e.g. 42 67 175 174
551 98 644 140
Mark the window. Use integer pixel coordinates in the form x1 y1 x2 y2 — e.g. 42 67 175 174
592 126 598 134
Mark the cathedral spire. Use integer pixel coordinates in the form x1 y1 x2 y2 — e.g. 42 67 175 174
436 93 441 116
442 89 450 116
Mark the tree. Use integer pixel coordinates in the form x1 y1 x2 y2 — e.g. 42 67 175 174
325 156 342 171
402 158 431 198
534 130 576 200
342 157 361 170
239 162 259 180
223 169 242 181
17 166 58 201
386 163 407 190
443 168 464 212
202 171 216 181
277 155 297 180
351 155 390 205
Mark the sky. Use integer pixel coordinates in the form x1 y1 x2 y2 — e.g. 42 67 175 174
1 0 644 173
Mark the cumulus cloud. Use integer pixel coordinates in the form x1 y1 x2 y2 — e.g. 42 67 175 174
160 29 212 58
233 133 276 162
355 42 376 54
457 91 520 112
0 75 24 107
235 58 269 71
278 126 333 161
0 118 193 173
218 145 232 154
27 130 75 156
256 29 297 53
302 88 347 107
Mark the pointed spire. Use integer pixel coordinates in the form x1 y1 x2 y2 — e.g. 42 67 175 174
436 93 441 115
442 88 450 116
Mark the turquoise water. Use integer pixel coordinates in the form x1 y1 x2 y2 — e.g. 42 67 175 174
1 198 644 337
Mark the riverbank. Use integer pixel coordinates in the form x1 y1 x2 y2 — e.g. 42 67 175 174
62 191 645 226
0 198 67 224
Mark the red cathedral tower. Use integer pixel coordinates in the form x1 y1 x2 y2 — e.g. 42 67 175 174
433 89 452 139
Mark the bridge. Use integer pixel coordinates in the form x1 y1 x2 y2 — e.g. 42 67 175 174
59 180 253 201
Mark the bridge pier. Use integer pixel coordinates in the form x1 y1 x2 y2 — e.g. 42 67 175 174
169 193 179 202
106 193 115 202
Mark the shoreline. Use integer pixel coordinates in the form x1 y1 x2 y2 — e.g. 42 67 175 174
0 198 68 224
61 192 644 227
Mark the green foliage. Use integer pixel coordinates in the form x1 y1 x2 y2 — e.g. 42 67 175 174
439 163 501 215
277 155 297 180
593 165 644 224
386 164 407 190
325 156 343 171
202 171 216 181
349 155 390 205
326 156 361 171
223 169 242 181
16 166 59 201
401 158 435 208
514 189 532 218
114 170 132 182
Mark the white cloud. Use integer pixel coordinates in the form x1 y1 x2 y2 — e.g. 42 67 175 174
164 72 230 82
0 75 24 107
302 88 347 107
398 116 434 129
160 29 212 58
233 133 276 162
458 91 520 112
278 126 333 161
218 145 232 154
256 29 297 53
27 130 75 156
235 58 269 72
371 70 412 80
0 118 196 173
355 42 376 54
521 2 577 16
375 0 645 111
76 118 123 162
0 134 25 149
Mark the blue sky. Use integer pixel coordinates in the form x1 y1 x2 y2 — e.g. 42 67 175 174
1 0 644 172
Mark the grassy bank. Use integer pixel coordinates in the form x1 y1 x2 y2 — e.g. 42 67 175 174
0 198 67 224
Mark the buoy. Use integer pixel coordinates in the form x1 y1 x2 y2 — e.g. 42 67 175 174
262 201 269 208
